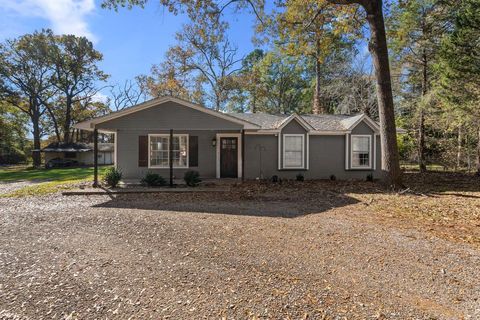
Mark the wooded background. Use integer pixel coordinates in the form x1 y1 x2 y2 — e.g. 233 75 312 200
1 0 478 184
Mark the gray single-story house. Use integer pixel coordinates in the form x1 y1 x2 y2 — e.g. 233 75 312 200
75 96 383 183
42 142 114 166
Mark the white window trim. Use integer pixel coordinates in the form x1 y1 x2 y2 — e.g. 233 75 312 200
282 134 305 169
350 134 372 169
148 133 189 169
345 133 349 170
216 133 242 179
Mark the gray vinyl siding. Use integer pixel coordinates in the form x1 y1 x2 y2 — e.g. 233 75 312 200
97 101 243 131
116 129 229 179
244 135 278 179
243 119 382 180
108 103 382 180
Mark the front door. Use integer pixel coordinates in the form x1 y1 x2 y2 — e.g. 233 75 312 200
220 137 238 178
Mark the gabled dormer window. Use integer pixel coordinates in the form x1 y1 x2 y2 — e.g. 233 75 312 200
351 135 371 168
283 134 304 169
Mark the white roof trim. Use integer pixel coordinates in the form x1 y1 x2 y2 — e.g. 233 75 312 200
74 96 261 130
345 114 380 132
276 114 314 131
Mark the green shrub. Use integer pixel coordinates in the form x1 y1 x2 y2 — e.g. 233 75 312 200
141 172 167 187
296 173 304 181
184 170 201 187
103 167 122 188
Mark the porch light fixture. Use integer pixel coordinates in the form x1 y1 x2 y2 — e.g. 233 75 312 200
211 138 217 147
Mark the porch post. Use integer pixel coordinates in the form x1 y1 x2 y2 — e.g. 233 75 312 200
241 129 245 181
93 128 98 188
169 129 173 187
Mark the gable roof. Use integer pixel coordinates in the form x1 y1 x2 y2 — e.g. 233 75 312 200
227 112 379 132
73 96 379 133
276 114 315 131
41 142 114 152
74 96 261 131
42 142 91 152
340 113 380 131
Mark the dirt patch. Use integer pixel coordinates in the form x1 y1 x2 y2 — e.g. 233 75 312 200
0 173 479 319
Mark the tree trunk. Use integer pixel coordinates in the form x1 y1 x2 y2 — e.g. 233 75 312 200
63 95 72 143
418 50 428 173
418 109 427 172
457 124 462 171
477 126 480 175
364 0 402 187
312 60 323 114
31 112 42 168
312 42 325 114
45 106 62 142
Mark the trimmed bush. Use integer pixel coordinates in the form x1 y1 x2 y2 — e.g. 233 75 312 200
141 172 167 187
296 173 304 182
103 167 122 188
184 170 201 187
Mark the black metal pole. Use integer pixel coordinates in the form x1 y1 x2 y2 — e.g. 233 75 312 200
169 129 173 187
93 128 98 188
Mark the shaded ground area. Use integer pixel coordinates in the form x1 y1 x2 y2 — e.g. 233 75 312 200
0 173 479 319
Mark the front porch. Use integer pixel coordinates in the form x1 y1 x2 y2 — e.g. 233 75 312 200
90 128 246 187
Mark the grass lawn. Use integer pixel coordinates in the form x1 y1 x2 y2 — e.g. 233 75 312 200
0 166 111 197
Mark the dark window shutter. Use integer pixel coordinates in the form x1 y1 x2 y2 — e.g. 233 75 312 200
138 135 148 167
189 136 198 167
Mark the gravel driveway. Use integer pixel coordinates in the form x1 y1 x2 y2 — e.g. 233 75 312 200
0 180 39 195
0 187 479 319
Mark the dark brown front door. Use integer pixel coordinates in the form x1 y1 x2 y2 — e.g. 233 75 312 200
220 137 238 178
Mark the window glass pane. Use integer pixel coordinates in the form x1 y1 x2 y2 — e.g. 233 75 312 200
149 135 188 168
352 153 370 167
285 136 302 151
352 136 369 152
351 136 370 167
284 135 303 168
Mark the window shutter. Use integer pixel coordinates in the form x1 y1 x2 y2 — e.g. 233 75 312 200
189 136 198 167
138 135 148 167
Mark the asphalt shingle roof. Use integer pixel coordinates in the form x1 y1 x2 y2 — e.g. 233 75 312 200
227 112 364 131
41 142 114 152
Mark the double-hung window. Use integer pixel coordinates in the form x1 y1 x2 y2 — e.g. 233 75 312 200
283 134 304 169
149 134 188 168
351 135 371 168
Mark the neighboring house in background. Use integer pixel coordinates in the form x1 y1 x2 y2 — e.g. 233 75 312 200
42 142 114 166
75 96 383 181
